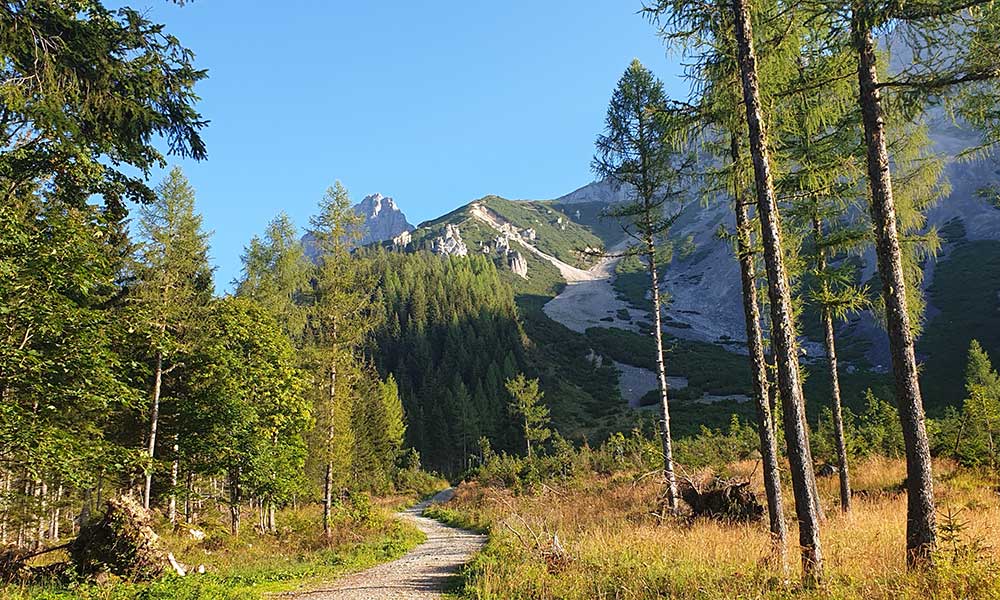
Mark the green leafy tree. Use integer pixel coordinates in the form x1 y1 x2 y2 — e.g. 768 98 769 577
0 193 137 546
505 375 550 459
593 59 690 514
187 298 310 535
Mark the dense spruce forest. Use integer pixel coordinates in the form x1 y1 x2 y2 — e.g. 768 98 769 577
3 0 1000 598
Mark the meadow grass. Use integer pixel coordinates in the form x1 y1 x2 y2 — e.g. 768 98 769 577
445 457 1000 599
1 499 426 600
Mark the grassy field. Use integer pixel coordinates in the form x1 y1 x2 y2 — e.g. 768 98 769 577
441 458 1000 599
1 494 430 600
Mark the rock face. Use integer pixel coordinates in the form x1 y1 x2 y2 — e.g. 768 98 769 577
478 233 529 278
354 193 414 246
432 223 468 256
507 250 528 278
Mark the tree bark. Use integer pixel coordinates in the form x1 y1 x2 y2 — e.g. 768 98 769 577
731 137 788 568
730 0 823 582
323 360 337 539
814 218 852 513
144 350 163 510
647 232 679 514
852 18 936 567
229 469 241 537
822 305 852 513
168 442 179 526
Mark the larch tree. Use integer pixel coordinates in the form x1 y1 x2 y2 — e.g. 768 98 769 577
132 167 214 511
593 60 691 514
648 0 791 561
237 213 312 344
646 0 825 578
306 182 379 537
802 0 999 565
775 44 868 514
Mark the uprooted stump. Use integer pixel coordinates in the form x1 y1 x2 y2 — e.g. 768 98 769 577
69 496 185 581
678 476 764 523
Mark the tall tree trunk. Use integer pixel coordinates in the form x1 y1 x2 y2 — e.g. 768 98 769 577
731 134 788 567
144 350 163 510
524 416 532 459
730 0 823 582
49 484 62 540
185 471 194 524
852 19 936 567
647 232 679 514
267 502 276 534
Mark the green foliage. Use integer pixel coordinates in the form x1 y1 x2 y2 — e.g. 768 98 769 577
368 249 527 473
505 375 552 458
0 1 207 213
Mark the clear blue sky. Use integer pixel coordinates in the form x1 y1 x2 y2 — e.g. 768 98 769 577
133 1 685 290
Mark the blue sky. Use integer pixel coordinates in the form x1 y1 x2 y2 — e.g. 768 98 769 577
133 1 686 290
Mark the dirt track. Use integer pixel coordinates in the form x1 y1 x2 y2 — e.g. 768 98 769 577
285 489 485 600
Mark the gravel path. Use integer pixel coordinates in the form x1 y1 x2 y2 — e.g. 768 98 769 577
286 489 485 600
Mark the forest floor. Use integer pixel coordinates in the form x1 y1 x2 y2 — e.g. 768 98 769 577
284 489 486 600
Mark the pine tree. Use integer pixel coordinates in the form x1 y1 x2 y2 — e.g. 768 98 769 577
593 60 690 514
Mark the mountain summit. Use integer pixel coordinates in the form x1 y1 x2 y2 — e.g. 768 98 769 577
353 193 414 246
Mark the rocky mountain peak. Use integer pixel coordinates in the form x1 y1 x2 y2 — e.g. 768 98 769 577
353 193 414 246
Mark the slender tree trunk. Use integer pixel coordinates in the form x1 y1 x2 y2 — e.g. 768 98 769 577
185 471 194 524
229 471 240 537
144 350 164 510
49 484 61 540
730 0 823 582
168 442 179 526
323 360 337 539
731 136 788 567
821 305 852 512
525 416 532 459
852 19 936 567
814 218 852 513
647 233 679 514
267 502 276 534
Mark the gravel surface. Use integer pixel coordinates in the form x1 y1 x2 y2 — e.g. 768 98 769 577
285 489 485 600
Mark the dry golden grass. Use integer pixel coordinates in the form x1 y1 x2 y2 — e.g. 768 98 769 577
449 458 1000 599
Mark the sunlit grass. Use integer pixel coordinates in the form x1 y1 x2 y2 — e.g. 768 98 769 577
448 458 1000 599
